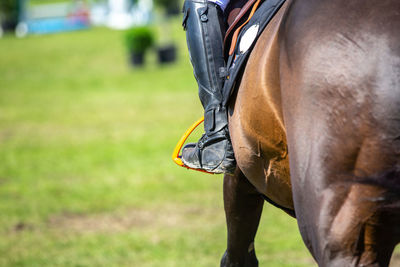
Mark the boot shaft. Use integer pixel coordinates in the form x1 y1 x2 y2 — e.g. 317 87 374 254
183 0 226 104
183 0 228 135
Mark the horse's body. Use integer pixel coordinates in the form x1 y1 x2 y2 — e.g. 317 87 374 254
222 0 400 266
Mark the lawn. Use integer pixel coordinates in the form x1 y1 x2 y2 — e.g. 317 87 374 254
0 21 398 266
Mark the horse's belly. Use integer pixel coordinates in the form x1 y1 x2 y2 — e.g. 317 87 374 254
229 104 294 210
229 0 294 210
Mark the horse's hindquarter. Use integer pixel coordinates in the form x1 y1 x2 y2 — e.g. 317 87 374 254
229 1 294 211
279 0 400 263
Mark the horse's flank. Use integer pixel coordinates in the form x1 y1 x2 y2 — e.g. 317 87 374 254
229 0 400 264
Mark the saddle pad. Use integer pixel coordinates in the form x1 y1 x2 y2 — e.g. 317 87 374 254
222 0 286 106
224 0 257 54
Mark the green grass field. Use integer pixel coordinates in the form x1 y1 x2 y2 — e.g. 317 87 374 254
0 21 398 266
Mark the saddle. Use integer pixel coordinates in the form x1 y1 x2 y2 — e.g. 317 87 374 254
224 0 260 57
221 0 286 106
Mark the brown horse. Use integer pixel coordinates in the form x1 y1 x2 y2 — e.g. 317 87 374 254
221 0 400 266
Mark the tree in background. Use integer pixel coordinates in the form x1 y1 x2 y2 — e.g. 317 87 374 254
0 0 20 31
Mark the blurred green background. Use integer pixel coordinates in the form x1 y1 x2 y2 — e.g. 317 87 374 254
0 2 399 267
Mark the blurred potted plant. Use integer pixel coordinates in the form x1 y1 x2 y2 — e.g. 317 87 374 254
153 0 179 64
125 26 155 66
157 44 177 64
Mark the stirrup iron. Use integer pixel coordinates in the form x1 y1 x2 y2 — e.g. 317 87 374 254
172 116 215 175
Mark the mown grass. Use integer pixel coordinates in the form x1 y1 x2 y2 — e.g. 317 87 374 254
1 20 398 266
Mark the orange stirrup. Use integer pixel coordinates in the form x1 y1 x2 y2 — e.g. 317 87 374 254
172 116 215 174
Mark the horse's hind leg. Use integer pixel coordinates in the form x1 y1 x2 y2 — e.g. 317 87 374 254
284 140 400 267
221 168 264 267
281 107 400 266
314 181 400 266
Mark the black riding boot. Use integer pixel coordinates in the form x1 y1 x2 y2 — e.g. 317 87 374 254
182 0 236 174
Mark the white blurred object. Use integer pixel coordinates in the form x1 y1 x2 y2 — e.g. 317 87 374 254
99 0 153 29
15 22 28 38
90 3 108 26
107 0 133 29
138 0 153 10
131 0 152 25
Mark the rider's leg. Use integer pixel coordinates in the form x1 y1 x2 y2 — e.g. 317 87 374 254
182 0 236 174
208 0 231 11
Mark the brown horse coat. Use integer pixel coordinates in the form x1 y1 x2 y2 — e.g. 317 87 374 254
225 0 400 265
229 0 294 211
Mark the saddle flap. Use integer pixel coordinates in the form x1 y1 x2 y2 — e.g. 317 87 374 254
222 0 287 106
